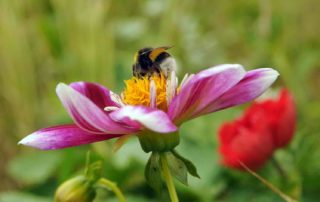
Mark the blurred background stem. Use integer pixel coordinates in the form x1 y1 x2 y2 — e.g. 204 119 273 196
97 178 126 202
271 156 288 181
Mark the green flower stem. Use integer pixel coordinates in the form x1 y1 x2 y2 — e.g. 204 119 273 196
271 157 287 181
160 153 179 202
97 178 126 202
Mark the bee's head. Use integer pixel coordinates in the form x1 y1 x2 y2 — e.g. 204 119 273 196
133 46 174 77
133 47 153 67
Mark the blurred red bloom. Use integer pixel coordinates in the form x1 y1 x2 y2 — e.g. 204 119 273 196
244 89 296 148
219 89 296 171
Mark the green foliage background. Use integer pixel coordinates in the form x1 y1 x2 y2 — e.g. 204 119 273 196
0 0 319 201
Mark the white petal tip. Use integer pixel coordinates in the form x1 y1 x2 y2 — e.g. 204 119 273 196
56 82 67 89
272 69 280 77
56 83 68 95
56 82 66 87
262 68 280 82
18 135 32 146
264 68 279 75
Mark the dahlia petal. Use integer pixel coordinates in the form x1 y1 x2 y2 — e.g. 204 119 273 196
18 124 121 150
166 71 178 104
150 80 157 108
168 64 246 123
204 68 279 113
110 105 177 133
56 83 136 134
70 82 120 109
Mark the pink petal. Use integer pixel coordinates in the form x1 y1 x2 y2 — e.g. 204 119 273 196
18 124 121 150
201 68 279 114
110 105 177 133
168 64 246 123
70 82 121 109
56 83 137 134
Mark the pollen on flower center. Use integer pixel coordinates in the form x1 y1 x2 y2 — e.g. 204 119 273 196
122 74 168 111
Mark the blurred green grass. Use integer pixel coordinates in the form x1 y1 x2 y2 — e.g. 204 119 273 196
0 0 320 201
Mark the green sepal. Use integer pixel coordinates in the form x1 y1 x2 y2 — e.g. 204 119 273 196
85 161 103 183
138 131 180 153
172 150 200 178
145 152 163 193
84 152 102 183
166 152 188 186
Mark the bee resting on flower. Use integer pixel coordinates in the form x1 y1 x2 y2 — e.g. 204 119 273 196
19 46 279 152
19 46 279 198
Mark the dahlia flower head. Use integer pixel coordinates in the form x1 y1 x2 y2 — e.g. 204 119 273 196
19 64 279 153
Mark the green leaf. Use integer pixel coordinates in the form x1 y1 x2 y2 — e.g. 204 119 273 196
166 152 188 186
144 152 162 193
0 192 51 202
172 150 200 178
7 151 62 185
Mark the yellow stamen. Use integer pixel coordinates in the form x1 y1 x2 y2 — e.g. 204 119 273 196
122 74 167 111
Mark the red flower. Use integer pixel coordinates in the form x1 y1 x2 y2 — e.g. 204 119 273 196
218 89 296 170
244 89 296 148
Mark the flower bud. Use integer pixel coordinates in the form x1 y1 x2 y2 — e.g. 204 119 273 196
54 175 96 202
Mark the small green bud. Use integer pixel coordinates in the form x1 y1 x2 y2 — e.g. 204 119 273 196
54 175 96 202
138 131 180 153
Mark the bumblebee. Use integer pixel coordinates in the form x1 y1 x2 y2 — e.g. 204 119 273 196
132 46 177 78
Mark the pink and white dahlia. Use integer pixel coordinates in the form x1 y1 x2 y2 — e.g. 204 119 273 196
19 64 278 153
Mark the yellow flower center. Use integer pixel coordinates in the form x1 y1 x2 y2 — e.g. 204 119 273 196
122 74 168 111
